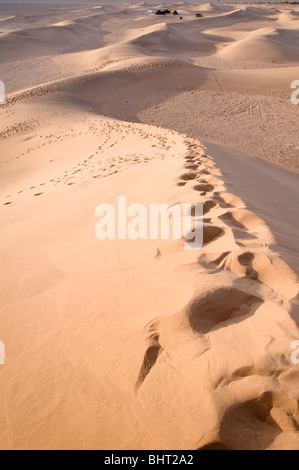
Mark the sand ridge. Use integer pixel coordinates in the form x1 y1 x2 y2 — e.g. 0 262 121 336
1 126 299 449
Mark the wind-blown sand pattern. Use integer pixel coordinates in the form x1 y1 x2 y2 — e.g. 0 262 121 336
0 1 299 450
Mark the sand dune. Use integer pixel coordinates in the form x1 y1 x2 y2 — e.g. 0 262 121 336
219 27 299 63
0 1 299 451
0 15 106 63
194 3 236 14
224 7 273 21
1 110 298 449
129 22 232 56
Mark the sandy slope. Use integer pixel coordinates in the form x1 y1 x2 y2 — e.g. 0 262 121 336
0 1 299 450
2 2 298 170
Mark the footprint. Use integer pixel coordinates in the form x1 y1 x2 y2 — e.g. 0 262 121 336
197 251 231 273
185 165 198 170
136 327 163 391
189 201 217 218
203 175 222 186
180 172 197 181
185 224 224 248
187 287 264 334
224 251 298 293
220 212 246 230
203 225 224 245
230 210 268 232
203 200 217 215
194 183 214 193
238 252 259 280
219 391 299 450
215 193 245 209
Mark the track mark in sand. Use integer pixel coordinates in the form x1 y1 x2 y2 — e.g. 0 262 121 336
226 250 298 293
218 209 273 244
203 225 224 245
219 392 299 450
237 252 259 280
136 327 163 392
214 192 245 209
193 183 214 193
180 172 198 181
207 167 223 177
4 202 12 205
215 366 279 390
177 146 289 297
200 391 299 450
187 287 264 335
203 200 217 215
137 136 299 447
197 251 231 273
185 164 198 170
211 251 232 268
189 200 217 218
185 224 224 249
219 211 246 230
2 119 185 204
200 169 212 176
226 210 266 232
232 228 258 242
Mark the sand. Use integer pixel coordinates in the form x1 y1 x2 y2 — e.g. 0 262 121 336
0 1 298 450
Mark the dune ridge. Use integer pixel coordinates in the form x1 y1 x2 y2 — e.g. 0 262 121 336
1 117 299 449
